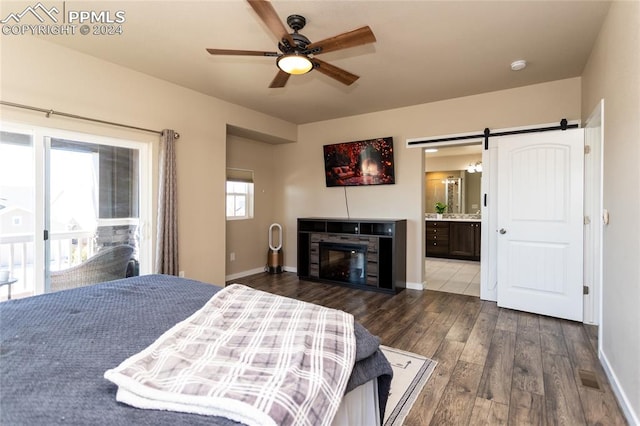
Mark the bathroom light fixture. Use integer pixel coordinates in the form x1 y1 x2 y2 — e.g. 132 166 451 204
424 148 438 153
467 161 483 173
277 53 313 75
510 59 527 71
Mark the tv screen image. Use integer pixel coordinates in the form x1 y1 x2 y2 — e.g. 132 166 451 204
323 137 395 187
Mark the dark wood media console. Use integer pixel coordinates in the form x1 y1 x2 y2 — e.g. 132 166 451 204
297 218 406 293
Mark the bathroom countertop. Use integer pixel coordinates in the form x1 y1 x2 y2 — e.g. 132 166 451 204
425 217 481 222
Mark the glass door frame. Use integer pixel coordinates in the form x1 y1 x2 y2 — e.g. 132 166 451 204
1 121 152 296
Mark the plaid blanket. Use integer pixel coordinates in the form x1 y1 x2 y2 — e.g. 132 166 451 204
104 284 356 426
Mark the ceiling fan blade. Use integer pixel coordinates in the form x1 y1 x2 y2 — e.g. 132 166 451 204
247 0 296 48
312 58 359 86
269 70 291 88
206 48 278 57
307 26 376 55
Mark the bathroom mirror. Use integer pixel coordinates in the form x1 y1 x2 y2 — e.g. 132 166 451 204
425 169 482 214
424 144 483 215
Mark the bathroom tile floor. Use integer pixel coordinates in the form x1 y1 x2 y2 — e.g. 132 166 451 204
424 257 480 296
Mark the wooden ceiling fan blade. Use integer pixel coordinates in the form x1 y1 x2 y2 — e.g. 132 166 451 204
247 0 296 48
307 26 376 55
312 58 359 86
269 70 291 88
206 48 278 57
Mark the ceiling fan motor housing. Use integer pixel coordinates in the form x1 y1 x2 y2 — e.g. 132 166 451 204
287 14 306 32
278 15 311 53
279 33 311 53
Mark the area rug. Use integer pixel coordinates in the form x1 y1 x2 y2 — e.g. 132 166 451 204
381 345 437 426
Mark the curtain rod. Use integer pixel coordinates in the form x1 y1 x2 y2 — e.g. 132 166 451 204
0 100 179 138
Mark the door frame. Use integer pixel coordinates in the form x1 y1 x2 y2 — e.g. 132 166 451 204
420 136 485 293
0 121 153 296
410 120 600 323
584 100 604 326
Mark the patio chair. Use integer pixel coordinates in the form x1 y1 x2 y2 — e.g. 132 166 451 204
50 245 136 292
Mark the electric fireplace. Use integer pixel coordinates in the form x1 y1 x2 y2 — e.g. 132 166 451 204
298 218 407 294
319 242 367 286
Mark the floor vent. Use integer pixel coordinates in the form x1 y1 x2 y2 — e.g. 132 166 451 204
578 369 601 390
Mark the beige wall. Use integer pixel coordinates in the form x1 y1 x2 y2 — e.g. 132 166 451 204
0 36 296 286
225 135 280 277
274 77 581 287
581 1 640 422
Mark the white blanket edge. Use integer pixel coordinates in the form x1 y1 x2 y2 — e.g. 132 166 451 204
111 376 276 426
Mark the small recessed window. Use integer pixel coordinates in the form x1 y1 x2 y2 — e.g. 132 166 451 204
226 168 254 220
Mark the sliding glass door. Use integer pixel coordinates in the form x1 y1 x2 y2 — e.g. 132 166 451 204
0 124 151 299
0 131 39 299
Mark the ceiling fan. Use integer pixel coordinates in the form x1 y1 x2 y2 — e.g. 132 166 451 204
206 0 376 88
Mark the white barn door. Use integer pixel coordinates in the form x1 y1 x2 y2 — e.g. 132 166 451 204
496 129 584 321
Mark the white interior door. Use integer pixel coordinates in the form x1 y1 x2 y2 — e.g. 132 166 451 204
496 129 584 321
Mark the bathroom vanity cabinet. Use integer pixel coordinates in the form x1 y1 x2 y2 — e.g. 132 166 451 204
426 220 480 261
425 220 450 257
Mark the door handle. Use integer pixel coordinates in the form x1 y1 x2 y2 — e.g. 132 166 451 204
498 228 507 234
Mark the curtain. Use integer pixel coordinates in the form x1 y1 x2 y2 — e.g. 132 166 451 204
155 129 179 275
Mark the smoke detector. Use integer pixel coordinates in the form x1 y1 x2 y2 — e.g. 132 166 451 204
511 60 527 71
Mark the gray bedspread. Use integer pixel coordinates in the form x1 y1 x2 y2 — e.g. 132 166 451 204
0 274 392 425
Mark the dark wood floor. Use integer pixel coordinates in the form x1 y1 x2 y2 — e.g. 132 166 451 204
229 272 628 426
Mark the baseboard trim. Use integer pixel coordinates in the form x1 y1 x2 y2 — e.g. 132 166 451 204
406 281 424 291
225 267 267 282
225 266 297 282
599 347 639 425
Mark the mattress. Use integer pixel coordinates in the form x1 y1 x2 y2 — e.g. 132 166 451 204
0 274 392 425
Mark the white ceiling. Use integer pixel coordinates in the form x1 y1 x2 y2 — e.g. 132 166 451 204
34 0 611 124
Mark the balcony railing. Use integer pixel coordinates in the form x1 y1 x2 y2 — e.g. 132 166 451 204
0 230 97 300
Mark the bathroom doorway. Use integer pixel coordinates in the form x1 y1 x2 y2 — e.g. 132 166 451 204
424 143 482 296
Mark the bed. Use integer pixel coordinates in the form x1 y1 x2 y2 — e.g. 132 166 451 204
0 274 392 425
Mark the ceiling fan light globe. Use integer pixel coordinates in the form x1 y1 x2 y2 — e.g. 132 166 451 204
277 54 313 75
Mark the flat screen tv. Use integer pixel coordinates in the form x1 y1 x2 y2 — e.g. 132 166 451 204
323 137 395 187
